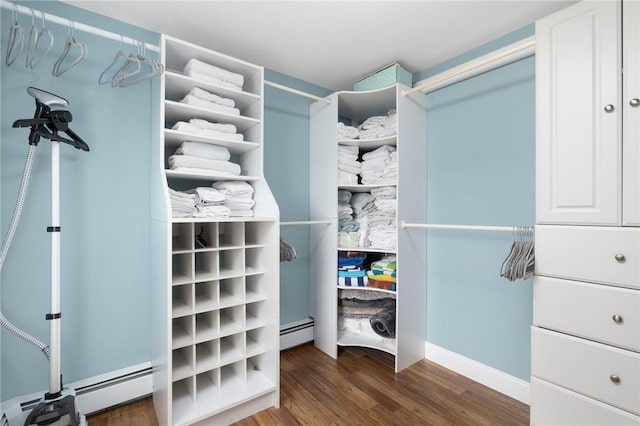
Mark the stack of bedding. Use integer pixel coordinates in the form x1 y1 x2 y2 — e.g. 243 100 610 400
360 145 397 185
336 122 359 140
337 252 368 287
171 118 244 142
337 144 360 185
179 87 240 116
213 181 255 217
169 188 196 218
368 186 397 250
168 141 241 177
337 189 360 246
366 255 397 291
338 289 397 342
189 187 230 218
183 58 244 90
357 111 397 139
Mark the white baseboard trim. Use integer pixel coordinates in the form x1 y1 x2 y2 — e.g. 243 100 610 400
280 318 314 351
425 342 530 405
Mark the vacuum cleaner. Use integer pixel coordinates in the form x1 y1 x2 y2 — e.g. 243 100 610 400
1 87 89 426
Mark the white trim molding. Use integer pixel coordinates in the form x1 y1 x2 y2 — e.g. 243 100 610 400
425 342 530 405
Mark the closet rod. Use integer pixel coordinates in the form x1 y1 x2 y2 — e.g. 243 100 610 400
401 222 534 233
404 36 535 96
0 0 160 53
281 220 332 226
264 80 331 103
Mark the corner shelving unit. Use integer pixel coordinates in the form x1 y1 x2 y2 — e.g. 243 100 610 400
309 84 427 372
151 35 279 425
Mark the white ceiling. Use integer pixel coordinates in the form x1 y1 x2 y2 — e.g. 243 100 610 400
64 1 575 91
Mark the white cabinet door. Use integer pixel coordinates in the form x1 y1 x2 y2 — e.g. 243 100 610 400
624 0 640 226
536 1 621 225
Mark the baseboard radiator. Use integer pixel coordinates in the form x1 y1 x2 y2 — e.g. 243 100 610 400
280 318 315 350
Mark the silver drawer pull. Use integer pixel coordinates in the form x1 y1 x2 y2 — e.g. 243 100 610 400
614 254 626 262
610 375 620 383
630 98 640 107
604 104 615 112
612 314 623 324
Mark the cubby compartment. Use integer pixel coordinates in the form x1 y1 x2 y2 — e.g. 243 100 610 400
172 345 195 381
196 369 219 397
246 328 267 358
172 284 194 318
172 316 194 349
245 274 266 303
245 221 270 246
172 223 193 252
172 253 193 285
246 301 266 331
220 360 246 387
219 333 245 367
194 251 218 281
173 376 195 403
194 222 219 251
219 277 245 307
219 305 245 337
219 248 243 277
245 247 265 273
195 339 219 374
194 280 219 312
195 311 219 343
219 222 244 248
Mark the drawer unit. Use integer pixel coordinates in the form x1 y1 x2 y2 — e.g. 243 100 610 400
532 327 640 415
534 276 640 351
535 225 640 289
531 378 640 425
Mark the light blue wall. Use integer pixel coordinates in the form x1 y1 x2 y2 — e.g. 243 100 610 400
418 26 535 380
263 70 331 326
1 2 159 400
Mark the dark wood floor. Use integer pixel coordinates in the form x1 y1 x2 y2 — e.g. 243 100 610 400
88 343 529 425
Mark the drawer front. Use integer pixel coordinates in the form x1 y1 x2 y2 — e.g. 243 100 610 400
534 276 640 351
531 378 640 426
535 225 640 289
532 327 640 415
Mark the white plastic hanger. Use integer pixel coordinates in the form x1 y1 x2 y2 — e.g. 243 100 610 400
113 40 163 87
5 4 24 67
27 11 54 70
52 20 88 77
98 36 140 86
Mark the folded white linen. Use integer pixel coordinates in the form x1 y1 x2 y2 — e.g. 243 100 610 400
180 95 240 116
350 193 374 212
337 171 358 185
168 167 237 177
183 58 244 88
187 87 235 108
338 144 359 156
213 180 254 195
375 199 397 212
168 155 241 175
338 163 361 175
337 156 361 171
193 205 231 218
338 231 361 248
169 188 196 201
338 151 359 163
361 157 387 172
187 187 226 205
171 122 244 142
362 145 396 161
185 70 241 90
337 122 359 139
175 141 231 161
370 186 396 199
188 118 237 134
358 126 384 139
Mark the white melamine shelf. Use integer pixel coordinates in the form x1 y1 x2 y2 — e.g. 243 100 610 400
164 129 259 153
171 216 276 224
244 267 266 276
172 273 193 286
218 243 244 250
195 348 218 374
337 285 397 295
164 71 261 110
337 247 397 254
165 169 261 182
244 243 266 249
246 339 266 358
337 331 396 356
172 302 193 319
219 348 244 367
337 135 397 149
337 86 397 123
218 322 244 339
172 329 193 350
172 350 193 381
338 184 397 193
165 101 260 133
245 291 266 304
218 293 244 309
246 316 266 331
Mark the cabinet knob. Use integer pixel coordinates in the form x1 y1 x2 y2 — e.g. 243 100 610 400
615 254 626 262
612 314 623 324
630 98 640 107
604 104 615 113
610 375 620 383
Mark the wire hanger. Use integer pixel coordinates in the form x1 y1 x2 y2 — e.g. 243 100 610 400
52 20 88 77
5 4 24 67
98 35 140 86
27 11 54 70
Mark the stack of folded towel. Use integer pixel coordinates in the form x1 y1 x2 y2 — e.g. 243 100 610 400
168 140 242 177
337 144 360 185
189 187 230 218
183 58 244 90
368 186 397 250
357 111 397 139
360 145 397 185
172 118 244 142
169 188 196 218
366 255 397 291
337 251 368 287
338 190 361 249
179 87 240 116
213 181 255 217
336 122 359 140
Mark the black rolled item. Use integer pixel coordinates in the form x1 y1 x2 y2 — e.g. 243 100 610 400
369 308 396 338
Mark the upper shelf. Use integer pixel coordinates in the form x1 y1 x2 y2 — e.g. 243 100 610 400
165 101 260 133
337 85 398 123
337 135 397 150
164 129 259 154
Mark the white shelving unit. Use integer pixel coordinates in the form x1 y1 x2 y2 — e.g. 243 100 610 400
309 84 427 372
151 35 279 425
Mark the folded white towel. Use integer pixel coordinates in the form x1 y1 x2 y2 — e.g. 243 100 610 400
193 205 231 218
188 87 235 108
175 141 231 161
188 187 226 206
180 95 240 116
184 59 244 88
185 70 242 90
168 155 241 175
338 144 359 156
362 145 396 161
213 180 254 195
337 122 359 139
338 163 361 175
337 171 358 185
337 156 361 171
171 121 244 142
361 157 387 172
370 186 396 199
188 118 237 134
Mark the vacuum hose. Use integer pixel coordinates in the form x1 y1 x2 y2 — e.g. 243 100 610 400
0 145 50 360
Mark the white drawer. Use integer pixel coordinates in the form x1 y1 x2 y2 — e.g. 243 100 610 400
534 276 640 352
531 378 640 426
532 327 640 415
535 225 640 289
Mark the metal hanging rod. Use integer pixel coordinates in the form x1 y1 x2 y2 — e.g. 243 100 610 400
404 36 535 96
281 220 332 226
401 222 534 233
1 0 160 53
264 80 331 103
